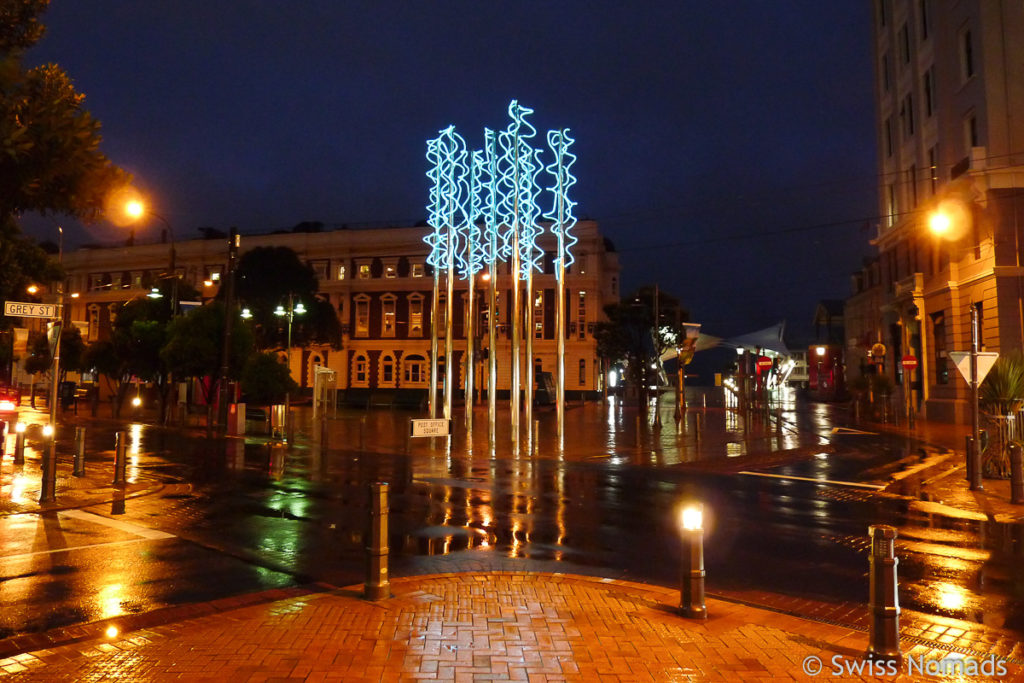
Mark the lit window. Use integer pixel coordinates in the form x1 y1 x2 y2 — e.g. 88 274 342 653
403 354 426 385
354 354 368 385
409 295 423 337
534 292 544 339
355 296 369 337
578 291 587 340
382 295 396 337
358 264 371 279
384 263 397 279
337 265 347 280
579 359 586 385
411 263 424 277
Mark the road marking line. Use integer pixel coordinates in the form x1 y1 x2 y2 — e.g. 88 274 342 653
737 471 885 490
62 509 175 540
831 427 877 435
3 537 170 561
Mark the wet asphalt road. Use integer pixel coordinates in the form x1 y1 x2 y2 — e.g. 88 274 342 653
1 398 1022 641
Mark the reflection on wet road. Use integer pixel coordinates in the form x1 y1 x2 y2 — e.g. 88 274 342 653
1 391 1022 643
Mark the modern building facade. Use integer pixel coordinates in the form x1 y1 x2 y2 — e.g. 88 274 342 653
848 0 1024 421
55 220 620 402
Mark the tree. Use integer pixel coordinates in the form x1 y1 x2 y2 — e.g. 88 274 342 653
0 1 129 364
162 301 255 428
240 352 297 406
593 286 689 410
0 1 130 226
22 329 49 407
82 338 123 410
233 246 341 349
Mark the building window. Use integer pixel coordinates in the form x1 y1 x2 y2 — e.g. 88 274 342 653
408 294 424 337
928 146 938 194
87 304 100 342
403 354 426 385
337 265 347 280
354 295 369 337
358 263 371 279
908 165 918 208
900 94 914 138
881 53 891 92
878 0 887 27
898 23 910 64
919 0 929 41
411 262 425 277
964 113 978 149
380 353 395 386
931 312 948 385
922 68 934 117
884 117 894 157
353 353 368 386
533 292 544 339
381 294 396 337
579 359 586 386
960 28 974 81
578 291 587 340
886 183 897 228
383 262 397 279
309 260 329 281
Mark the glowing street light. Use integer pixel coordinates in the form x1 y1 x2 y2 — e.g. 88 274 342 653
678 503 707 619
274 293 305 438
929 211 951 237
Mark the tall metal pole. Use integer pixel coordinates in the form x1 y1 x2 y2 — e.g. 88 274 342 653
41 226 63 503
969 305 983 491
486 133 499 444
510 142 521 442
556 185 566 443
444 217 455 421
284 292 293 429
525 263 534 438
429 268 439 418
217 228 240 429
465 252 475 432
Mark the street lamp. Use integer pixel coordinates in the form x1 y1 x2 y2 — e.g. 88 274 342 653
123 199 178 316
274 294 305 434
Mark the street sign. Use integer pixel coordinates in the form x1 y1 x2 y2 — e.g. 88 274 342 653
3 301 57 318
901 355 918 371
949 351 999 384
410 418 451 437
756 357 773 372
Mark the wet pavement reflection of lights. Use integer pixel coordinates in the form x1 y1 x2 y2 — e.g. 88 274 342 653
935 582 970 612
9 473 27 503
99 583 126 620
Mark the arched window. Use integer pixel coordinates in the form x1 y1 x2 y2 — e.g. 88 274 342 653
354 294 370 337
402 354 427 386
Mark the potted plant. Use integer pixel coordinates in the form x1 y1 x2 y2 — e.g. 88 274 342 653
979 351 1024 478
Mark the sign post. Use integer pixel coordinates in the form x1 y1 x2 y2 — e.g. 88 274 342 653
901 355 918 427
948 309 996 491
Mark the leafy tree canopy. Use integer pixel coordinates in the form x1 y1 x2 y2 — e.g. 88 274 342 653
233 245 340 349
240 352 297 406
162 301 255 401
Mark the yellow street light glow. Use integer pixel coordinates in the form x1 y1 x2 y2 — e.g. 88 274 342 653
42 424 54 438
681 505 703 531
929 211 951 236
203 280 214 287
15 421 26 433
481 272 491 281
125 199 145 220
816 346 826 356
105 625 119 639
131 396 142 408
70 292 80 298
26 284 38 294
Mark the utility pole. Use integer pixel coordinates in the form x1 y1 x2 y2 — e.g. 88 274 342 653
217 228 240 430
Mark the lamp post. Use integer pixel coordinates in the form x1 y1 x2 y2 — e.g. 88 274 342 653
125 200 178 316
40 225 63 503
274 294 305 433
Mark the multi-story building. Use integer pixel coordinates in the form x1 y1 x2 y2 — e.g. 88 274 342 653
848 0 1024 421
55 220 620 402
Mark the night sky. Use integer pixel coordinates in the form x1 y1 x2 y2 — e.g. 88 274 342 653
23 2 878 341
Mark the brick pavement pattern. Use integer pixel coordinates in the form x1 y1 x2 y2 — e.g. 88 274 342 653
3 572 1016 682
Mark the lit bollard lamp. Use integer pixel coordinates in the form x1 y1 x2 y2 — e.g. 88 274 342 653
113 431 127 486
364 482 390 601
40 424 56 503
73 426 86 477
1009 443 1024 505
13 422 26 465
867 524 901 662
678 504 707 619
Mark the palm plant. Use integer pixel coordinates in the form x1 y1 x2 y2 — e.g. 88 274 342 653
979 351 1024 478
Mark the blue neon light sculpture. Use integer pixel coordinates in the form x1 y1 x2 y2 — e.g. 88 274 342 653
496 100 543 278
423 126 470 273
544 128 578 270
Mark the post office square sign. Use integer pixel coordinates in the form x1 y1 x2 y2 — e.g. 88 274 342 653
410 418 451 437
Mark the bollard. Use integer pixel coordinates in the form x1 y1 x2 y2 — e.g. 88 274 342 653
533 419 539 453
635 416 642 449
13 422 26 465
678 504 707 619
73 426 86 477
866 525 901 661
364 482 390 601
40 432 56 503
695 412 703 442
1010 443 1024 505
113 431 127 486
